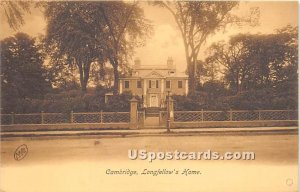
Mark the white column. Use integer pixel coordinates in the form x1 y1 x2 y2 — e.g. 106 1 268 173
185 79 188 95
119 80 123 94
143 80 147 107
143 79 146 95
161 79 164 93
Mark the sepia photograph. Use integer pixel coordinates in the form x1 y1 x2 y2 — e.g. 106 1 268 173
0 1 298 192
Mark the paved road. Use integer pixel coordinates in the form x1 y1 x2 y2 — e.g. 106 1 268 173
1 126 297 138
0 134 298 192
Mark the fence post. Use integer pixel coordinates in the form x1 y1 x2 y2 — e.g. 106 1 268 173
41 111 44 124
258 110 261 120
100 110 103 123
164 96 174 132
169 98 174 122
229 109 233 121
130 98 138 129
70 110 74 123
201 109 204 122
11 112 15 125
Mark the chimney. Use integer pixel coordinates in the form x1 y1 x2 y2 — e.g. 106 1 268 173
167 57 174 69
134 58 141 68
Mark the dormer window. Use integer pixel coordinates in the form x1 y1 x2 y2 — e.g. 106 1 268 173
169 71 175 76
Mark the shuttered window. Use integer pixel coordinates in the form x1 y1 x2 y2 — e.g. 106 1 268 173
137 80 142 88
124 81 129 88
166 80 171 89
178 80 183 88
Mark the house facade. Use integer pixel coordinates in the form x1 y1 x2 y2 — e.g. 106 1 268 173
119 58 188 108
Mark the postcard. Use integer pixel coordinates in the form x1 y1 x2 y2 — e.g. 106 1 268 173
0 1 298 192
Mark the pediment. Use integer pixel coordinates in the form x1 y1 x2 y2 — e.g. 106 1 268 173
144 71 164 78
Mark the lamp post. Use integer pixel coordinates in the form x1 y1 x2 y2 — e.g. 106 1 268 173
166 91 171 133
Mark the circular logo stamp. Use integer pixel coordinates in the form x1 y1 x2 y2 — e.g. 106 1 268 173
286 178 293 186
14 144 28 161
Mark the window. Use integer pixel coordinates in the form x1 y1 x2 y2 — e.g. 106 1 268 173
124 81 129 89
166 80 171 89
137 80 142 88
149 80 158 88
178 80 183 88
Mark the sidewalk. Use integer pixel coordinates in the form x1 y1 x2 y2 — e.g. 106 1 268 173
1 126 298 139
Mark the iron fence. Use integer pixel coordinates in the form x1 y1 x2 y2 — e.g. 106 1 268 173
1 111 130 125
1 114 12 125
102 112 130 123
0 110 297 125
44 113 70 124
174 110 298 122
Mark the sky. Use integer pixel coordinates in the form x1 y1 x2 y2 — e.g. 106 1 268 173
0 1 298 73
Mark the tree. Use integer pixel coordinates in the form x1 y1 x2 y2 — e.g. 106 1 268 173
0 1 31 30
44 2 106 92
1 33 51 112
44 1 151 93
238 26 297 94
96 2 152 94
206 25 298 109
206 39 249 94
195 59 220 84
153 1 259 94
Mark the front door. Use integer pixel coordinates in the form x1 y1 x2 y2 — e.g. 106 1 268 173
150 94 158 107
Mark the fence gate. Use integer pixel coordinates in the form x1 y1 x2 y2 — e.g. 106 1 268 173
137 108 167 129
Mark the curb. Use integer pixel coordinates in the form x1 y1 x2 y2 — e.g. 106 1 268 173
1 127 298 139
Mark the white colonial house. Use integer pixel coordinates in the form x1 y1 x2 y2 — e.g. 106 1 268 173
119 57 188 108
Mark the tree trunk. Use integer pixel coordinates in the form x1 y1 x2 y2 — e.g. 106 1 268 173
77 60 90 93
81 83 87 92
188 67 196 95
187 54 197 95
82 63 91 92
108 56 120 95
236 72 240 95
113 66 119 95
77 63 86 92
